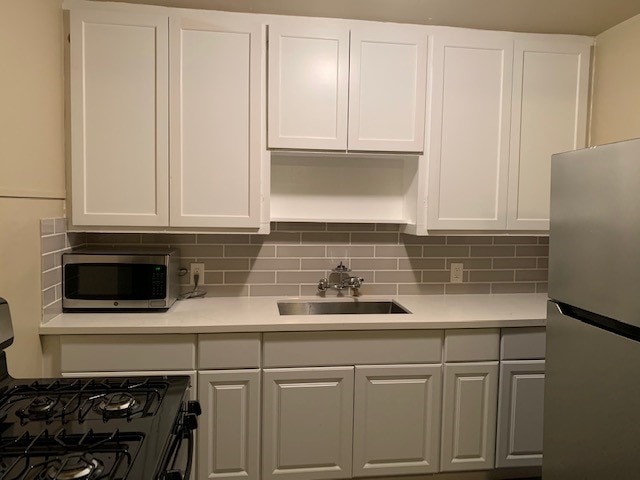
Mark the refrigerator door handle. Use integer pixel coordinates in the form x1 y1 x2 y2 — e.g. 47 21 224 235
554 301 640 343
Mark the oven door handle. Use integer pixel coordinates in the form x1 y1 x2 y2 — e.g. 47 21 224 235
183 425 195 479
164 412 198 480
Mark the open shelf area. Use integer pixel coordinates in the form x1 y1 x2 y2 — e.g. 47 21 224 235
270 152 423 224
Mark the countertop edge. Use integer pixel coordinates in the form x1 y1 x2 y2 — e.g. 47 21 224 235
39 317 546 335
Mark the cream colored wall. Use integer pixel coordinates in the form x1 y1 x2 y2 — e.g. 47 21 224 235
590 13 640 145
0 0 66 378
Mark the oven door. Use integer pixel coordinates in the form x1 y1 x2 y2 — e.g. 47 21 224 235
62 254 169 310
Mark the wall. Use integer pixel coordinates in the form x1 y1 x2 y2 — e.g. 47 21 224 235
70 223 548 296
590 13 640 145
0 1 66 378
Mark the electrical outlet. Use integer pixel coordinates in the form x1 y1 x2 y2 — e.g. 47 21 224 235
450 263 463 283
190 263 205 286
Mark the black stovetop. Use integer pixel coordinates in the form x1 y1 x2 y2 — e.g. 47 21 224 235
0 352 190 480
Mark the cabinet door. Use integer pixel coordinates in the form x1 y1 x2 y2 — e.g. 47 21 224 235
496 360 545 468
353 364 442 477
170 15 263 228
428 31 513 229
198 370 260 480
507 38 591 230
268 23 349 150
70 10 169 226
263 367 354 480
348 25 427 152
441 362 499 472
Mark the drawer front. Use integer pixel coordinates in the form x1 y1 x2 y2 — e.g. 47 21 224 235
444 329 500 362
198 333 261 369
60 334 196 372
263 330 443 368
500 327 546 360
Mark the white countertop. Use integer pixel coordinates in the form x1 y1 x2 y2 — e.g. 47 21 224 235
39 294 548 334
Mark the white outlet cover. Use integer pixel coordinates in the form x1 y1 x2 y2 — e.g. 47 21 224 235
190 263 205 286
450 263 463 283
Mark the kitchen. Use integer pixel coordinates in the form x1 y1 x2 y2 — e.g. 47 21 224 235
1 0 640 479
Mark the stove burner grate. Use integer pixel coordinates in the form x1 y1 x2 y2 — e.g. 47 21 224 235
0 377 167 425
0 428 140 480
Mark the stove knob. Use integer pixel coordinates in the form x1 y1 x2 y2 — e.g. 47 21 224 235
184 412 198 431
164 471 183 480
187 400 202 416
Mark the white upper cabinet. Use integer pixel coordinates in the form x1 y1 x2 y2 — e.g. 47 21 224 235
507 38 591 230
70 9 169 226
268 20 428 152
427 30 592 232
268 23 350 150
69 5 265 230
170 14 263 228
348 25 427 152
427 30 513 230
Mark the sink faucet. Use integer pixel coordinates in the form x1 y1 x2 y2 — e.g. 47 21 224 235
318 262 364 295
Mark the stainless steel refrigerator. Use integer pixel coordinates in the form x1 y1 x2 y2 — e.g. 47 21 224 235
544 138 640 479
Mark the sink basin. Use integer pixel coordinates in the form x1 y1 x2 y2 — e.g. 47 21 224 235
277 300 411 315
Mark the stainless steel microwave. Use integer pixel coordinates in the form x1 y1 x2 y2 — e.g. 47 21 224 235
62 248 180 311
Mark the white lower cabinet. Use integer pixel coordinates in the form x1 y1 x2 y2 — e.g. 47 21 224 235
496 360 545 468
496 327 546 469
353 364 442 477
262 367 355 480
197 369 261 480
57 327 545 480
440 362 499 472
262 364 444 480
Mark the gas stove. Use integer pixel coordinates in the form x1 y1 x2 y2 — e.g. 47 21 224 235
0 298 200 480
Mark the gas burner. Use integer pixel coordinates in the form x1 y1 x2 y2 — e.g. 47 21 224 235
28 396 58 418
44 454 104 480
14 395 62 422
96 393 137 417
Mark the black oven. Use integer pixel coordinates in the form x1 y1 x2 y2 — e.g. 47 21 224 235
0 297 200 480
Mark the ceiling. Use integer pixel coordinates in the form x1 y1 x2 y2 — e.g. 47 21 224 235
98 0 640 36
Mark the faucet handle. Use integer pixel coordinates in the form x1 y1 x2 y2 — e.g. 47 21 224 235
317 278 329 292
333 261 351 273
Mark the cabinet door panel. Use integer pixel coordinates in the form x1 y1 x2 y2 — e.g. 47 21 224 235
441 362 498 471
353 365 441 477
263 367 354 480
496 360 545 468
70 10 168 226
428 32 512 229
348 26 427 152
268 23 349 150
170 15 262 227
507 39 591 230
198 370 260 480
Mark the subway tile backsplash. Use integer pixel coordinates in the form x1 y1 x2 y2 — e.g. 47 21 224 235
40 219 549 316
39 218 85 322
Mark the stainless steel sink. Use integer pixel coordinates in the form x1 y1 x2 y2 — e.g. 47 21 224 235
277 300 411 315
